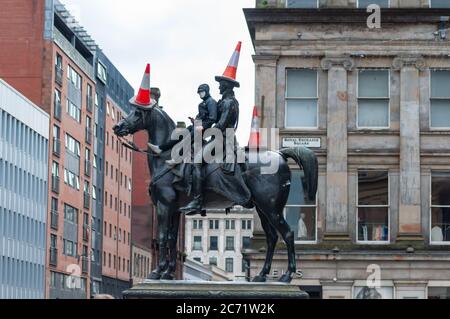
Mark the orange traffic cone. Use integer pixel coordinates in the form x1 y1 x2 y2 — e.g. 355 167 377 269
248 106 260 149
129 64 152 109
215 41 242 88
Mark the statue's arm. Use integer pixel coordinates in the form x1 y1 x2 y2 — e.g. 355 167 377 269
215 100 232 132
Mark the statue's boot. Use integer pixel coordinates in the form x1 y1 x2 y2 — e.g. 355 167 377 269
180 165 204 215
147 142 162 156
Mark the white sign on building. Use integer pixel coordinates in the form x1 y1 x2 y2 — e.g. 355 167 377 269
282 137 321 148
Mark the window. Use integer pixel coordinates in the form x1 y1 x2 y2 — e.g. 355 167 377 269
357 171 389 243
357 0 389 8
225 258 234 273
285 171 317 242
209 236 218 251
64 204 78 224
226 236 235 251
64 169 80 190
193 236 202 250
428 287 450 299
67 65 82 89
52 161 59 177
97 61 107 84
193 258 202 263
209 220 219 230
431 172 450 243
66 100 81 123
358 70 390 128
286 0 318 8
65 134 80 157
285 69 318 128
242 220 253 230
63 239 76 257
225 220 235 230
430 0 450 8
193 220 203 230
209 257 217 266
55 53 62 69
430 70 450 128
242 236 251 249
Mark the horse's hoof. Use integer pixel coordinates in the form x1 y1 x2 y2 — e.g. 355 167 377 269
278 273 293 284
252 275 267 283
147 271 162 280
161 271 175 280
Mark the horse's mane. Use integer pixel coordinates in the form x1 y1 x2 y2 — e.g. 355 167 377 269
152 107 176 131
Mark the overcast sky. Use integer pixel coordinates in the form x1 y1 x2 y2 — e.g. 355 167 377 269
61 0 255 145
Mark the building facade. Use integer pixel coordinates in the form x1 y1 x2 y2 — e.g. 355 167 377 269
245 0 450 299
185 207 254 281
101 96 133 298
0 79 50 299
131 244 152 285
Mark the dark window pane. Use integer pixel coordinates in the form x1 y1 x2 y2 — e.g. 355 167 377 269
358 171 389 206
432 172 450 206
358 207 389 241
286 206 316 241
431 207 450 242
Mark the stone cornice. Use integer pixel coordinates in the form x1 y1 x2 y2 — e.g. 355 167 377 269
321 56 355 71
392 55 427 71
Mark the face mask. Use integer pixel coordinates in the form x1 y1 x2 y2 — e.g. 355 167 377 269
199 91 206 99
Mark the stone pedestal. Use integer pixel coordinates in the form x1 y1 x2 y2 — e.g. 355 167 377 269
123 280 309 299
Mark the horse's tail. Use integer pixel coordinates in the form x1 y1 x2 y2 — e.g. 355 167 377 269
279 147 318 201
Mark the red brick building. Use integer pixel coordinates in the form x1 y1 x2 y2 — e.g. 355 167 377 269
0 0 96 298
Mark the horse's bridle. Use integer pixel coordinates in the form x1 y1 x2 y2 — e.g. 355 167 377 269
117 106 154 155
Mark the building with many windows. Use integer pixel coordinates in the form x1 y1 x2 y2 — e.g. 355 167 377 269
185 207 254 281
244 0 450 299
0 79 50 299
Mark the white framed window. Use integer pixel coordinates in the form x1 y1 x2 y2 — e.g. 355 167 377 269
285 69 318 128
193 236 202 250
357 0 390 8
357 69 390 129
430 172 450 245
285 170 317 243
286 0 318 8
430 70 450 129
67 65 81 89
66 100 81 123
97 61 107 84
357 170 390 244
430 0 450 8
225 258 234 273
64 169 80 190
65 134 80 157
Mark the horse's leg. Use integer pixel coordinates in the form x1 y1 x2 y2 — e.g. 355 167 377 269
161 209 180 280
148 202 169 279
252 207 278 283
268 212 296 283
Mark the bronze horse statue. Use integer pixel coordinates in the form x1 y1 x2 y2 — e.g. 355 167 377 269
113 105 318 283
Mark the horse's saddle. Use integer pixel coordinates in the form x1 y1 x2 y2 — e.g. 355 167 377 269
172 160 253 209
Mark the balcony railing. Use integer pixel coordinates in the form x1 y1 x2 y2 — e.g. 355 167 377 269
52 138 61 157
85 127 92 145
83 224 89 242
82 256 89 274
50 210 58 230
84 160 91 177
83 193 90 209
51 176 59 194
49 248 58 266
86 96 93 113
55 66 63 86
54 102 62 121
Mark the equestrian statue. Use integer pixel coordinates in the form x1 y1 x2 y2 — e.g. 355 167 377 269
113 42 318 283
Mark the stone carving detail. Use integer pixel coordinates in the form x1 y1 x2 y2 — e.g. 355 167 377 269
321 56 355 71
392 55 427 71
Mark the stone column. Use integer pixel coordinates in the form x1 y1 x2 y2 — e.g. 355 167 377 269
392 55 426 240
321 56 354 240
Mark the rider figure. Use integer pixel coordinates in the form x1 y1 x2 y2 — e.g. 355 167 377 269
179 76 240 215
147 84 218 158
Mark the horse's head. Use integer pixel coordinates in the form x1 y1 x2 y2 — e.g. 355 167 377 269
113 107 149 137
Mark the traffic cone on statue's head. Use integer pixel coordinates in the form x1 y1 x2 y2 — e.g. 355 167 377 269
215 41 242 88
129 63 154 109
248 106 260 150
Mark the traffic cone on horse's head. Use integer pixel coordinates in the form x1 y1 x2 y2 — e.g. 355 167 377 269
248 106 260 150
215 41 242 88
129 63 153 109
